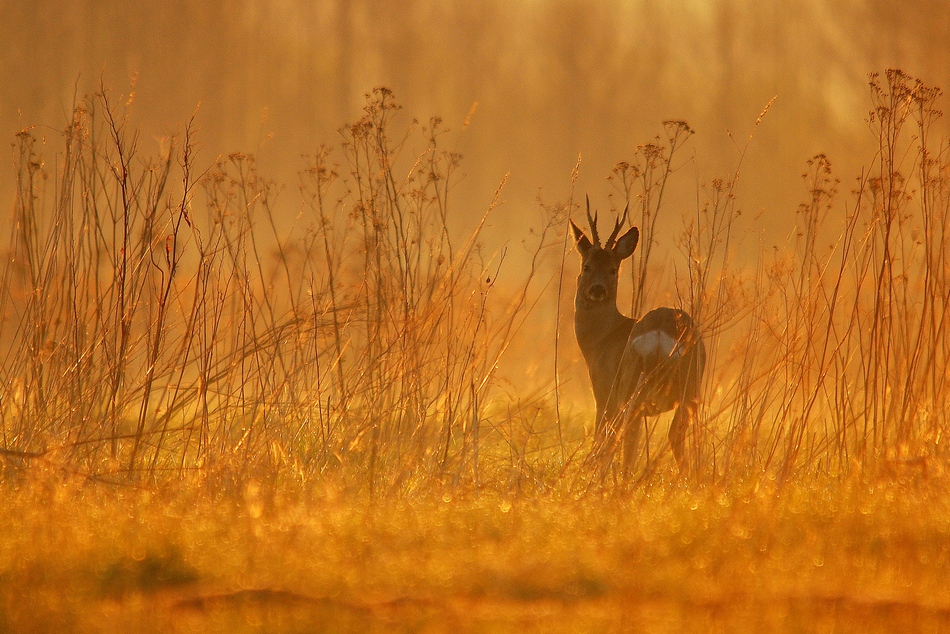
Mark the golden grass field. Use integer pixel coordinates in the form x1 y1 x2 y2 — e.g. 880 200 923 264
3 71 950 632
5 471 950 632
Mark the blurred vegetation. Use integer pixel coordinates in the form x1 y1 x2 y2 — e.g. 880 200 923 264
2 0 949 233
4 470 950 631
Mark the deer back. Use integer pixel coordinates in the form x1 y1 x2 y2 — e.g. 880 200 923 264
616 307 706 416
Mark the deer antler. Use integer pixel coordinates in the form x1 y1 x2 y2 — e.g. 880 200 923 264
604 202 629 250
585 195 601 247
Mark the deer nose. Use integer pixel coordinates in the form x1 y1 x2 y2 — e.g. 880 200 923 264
587 284 607 301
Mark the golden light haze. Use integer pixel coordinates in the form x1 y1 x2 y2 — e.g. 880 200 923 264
4 4 950 631
2 0 947 232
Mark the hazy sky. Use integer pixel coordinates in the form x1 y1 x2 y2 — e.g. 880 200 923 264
2 0 948 247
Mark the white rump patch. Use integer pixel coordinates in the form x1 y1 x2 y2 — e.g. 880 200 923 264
630 330 682 360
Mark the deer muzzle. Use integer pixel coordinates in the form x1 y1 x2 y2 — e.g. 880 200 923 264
586 284 608 302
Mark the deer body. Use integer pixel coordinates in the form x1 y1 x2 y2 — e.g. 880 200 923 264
571 204 705 471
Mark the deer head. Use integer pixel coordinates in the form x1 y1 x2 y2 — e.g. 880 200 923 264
570 196 639 308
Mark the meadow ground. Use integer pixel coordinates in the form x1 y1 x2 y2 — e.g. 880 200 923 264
4 71 950 632
4 467 950 633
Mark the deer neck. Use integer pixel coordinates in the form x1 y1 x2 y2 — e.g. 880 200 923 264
573 298 633 359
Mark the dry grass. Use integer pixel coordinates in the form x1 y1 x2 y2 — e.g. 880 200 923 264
4 473 950 632
3 71 950 631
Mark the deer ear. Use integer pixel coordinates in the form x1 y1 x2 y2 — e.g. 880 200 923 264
613 226 639 260
570 220 593 256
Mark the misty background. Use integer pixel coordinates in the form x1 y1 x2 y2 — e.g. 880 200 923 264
2 0 949 395
4 1 949 226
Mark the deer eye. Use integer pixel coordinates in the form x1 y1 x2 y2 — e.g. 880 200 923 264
582 264 590 272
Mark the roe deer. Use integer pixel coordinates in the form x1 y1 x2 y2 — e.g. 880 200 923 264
571 198 705 473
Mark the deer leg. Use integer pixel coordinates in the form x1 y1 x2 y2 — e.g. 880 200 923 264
594 403 607 441
621 413 643 476
669 402 693 470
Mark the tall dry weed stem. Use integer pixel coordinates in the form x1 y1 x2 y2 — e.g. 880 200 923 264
682 71 950 481
2 71 950 492
0 86 543 492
